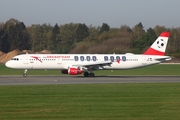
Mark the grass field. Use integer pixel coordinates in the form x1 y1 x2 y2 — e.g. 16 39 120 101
0 83 180 119
1 64 180 76
1 64 180 119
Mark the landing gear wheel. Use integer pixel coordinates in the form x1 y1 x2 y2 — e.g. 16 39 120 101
84 72 89 77
23 73 27 77
89 73 95 77
23 69 28 77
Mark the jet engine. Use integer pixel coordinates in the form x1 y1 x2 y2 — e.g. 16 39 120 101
61 66 83 75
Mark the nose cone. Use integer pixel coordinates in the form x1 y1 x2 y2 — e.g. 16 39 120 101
5 61 13 68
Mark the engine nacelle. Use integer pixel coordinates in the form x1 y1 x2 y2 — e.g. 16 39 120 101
61 70 68 74
61 67 83 75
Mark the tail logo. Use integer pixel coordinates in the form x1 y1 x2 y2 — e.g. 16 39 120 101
157 39 165 48
143 32 170 56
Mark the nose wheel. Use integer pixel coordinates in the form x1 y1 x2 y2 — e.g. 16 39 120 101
23 69 27 77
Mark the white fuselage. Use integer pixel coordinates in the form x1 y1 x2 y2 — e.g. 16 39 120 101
5 53 170 70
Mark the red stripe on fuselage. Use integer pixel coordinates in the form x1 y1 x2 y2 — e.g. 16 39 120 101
143 47 164 56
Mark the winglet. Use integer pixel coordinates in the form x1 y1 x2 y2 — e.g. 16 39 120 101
143 32 170 56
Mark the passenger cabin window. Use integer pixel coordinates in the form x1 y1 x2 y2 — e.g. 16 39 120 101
122 56 126 62
74 56 78 61
116 56 120 61
104 56 108 61
80 56 84 61
86 56 90 61
92 56 97 61
110 56 114 62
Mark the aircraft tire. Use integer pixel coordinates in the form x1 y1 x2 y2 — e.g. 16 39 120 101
84 72 89 77
89 73 95 77
23 73 27 77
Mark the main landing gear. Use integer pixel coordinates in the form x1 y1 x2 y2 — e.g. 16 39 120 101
83 71 95 77
22 69 95 77
23 69 27 77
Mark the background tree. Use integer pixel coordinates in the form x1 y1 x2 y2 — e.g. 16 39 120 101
50 23 60 53
41 23 53 51
16 22 31 50
86 25 99 42
58 23 77 53
154 25 168 35
75 23 89 42
119 25 132 33
99 23 110 33
3 19 31 52
168 28 180 56
27 25 37 52
131 22 146 53
131 28 157 53
1 18 180 59
27 23 53 52
0 26 9 53
132 22 145 40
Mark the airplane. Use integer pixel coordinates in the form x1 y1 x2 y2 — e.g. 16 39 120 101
5 32 171 77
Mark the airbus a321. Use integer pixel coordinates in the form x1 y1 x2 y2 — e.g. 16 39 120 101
5 32 171 77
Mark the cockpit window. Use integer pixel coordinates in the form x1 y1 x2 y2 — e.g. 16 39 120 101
11 58 19 61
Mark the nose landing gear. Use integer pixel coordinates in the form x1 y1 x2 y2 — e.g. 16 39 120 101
23 69 27 77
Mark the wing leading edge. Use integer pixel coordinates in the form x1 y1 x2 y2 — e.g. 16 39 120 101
72 61 112 70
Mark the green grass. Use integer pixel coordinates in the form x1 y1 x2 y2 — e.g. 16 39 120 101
1 64 180 76
1 64 180 119
0 83 180 119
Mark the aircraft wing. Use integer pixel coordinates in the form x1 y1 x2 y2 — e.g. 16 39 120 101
72 61 112 70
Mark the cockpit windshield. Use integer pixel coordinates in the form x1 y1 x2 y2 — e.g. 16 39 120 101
11 58 19 61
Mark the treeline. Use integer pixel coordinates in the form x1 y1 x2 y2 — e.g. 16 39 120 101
1 18 180 57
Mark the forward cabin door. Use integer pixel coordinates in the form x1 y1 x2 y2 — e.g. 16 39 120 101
57 58 62 68
23 54 29 68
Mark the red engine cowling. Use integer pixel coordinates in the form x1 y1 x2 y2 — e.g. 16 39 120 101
61 67 83 75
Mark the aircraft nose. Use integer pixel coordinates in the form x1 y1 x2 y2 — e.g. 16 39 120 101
5 61 12 68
